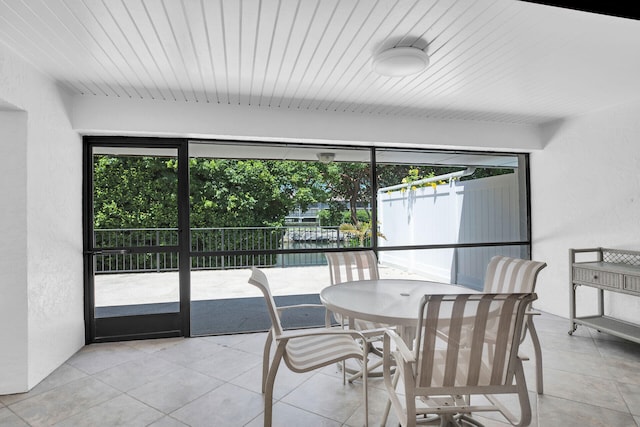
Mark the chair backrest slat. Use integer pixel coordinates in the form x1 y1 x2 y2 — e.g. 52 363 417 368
442 295 467 385
325 250 379 285
419 295 442 387
466 295 494 385
484 256 547 294
489 294 519 384
416 293 536 389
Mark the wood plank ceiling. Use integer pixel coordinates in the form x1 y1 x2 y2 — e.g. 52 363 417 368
1 0 639 125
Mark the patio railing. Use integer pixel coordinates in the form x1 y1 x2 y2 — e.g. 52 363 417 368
94 226 350 274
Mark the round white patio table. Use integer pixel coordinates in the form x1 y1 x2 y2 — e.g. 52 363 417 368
320 278 478 332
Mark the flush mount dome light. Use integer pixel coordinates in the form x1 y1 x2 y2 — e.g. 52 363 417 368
316 152 335 164
372 47 429 77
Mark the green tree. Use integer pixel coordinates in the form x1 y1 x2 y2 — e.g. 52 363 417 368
321 162 371 225
93 156 178 229
189 159 327 228
94 156 328 230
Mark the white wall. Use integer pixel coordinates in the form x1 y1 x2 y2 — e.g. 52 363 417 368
531 101 640 322
0 44 83 393
72 96 543 152
0 109 28 393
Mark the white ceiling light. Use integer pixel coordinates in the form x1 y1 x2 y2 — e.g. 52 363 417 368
316 152 335 164
372 47 429 77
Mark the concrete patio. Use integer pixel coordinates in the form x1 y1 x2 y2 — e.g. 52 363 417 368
94 264 432 307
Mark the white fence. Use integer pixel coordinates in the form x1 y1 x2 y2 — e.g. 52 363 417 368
378 173 526 289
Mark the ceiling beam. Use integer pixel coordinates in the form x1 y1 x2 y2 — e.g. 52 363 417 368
71 96 544 151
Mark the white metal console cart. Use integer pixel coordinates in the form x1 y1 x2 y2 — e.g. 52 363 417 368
569 247 640 343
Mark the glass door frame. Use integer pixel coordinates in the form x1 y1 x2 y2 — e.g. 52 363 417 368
83 136 191 343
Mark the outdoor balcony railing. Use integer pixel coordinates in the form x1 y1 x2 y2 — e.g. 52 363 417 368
93 226 351 274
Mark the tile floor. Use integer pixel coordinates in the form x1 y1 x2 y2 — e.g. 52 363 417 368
1 312 639 427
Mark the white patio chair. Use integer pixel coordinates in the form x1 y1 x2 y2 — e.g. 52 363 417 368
324 250 380 327
326 250 380 285
382 293 537 427
483 256 547 394
248 267 369 427
324 250 389 379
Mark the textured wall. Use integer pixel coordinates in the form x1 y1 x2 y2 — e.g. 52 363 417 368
0 110 28 393
0 43 83 393
531 101 640 322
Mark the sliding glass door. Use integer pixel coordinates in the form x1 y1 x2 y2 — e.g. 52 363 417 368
187 142 374 335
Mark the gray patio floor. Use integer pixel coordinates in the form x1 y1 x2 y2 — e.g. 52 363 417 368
3 312 639 426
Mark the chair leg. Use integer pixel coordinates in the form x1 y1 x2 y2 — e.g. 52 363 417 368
513 359 532 427
456 414 485 426
264 343 285 427
527 317 544 395
340 328 347 385
346 342 388 383
347 358 379 383
439 414 458 427
262 330 273 394
381 372 396 426
361 345 369 427
342 360 346 385
381 364 401 426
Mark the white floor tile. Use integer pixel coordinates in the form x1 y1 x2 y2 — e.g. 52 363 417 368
7 377 120 427
52 395 163 427
126 368 223 414
170 383 263 427
2 312 640 427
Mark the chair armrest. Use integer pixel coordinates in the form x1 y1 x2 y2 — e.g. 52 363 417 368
359 327 394 338
525 311 540 329
276 303 325 315
383 329 414 363
517 352 530 361
277 327 365 342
